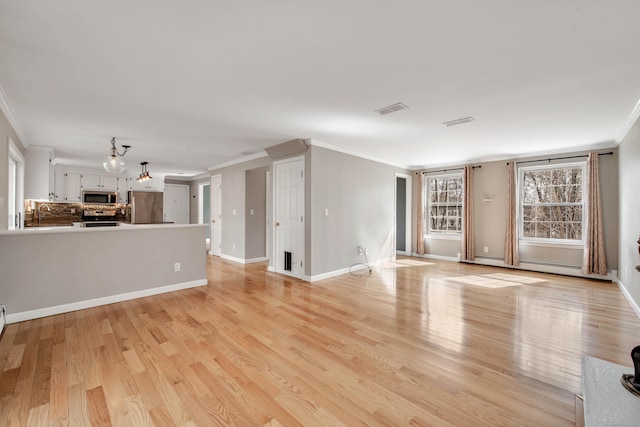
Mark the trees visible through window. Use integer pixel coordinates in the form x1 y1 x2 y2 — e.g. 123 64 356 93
520 164 584 242
427 174 463 235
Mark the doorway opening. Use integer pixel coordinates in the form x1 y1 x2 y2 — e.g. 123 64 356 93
395 173 412 256
198 182 211 251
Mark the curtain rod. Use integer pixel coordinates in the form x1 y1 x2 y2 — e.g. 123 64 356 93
507 151 614 165
416 165 482 175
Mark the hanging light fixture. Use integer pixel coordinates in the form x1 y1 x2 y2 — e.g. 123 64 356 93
138 161 152 182
103 137 130 173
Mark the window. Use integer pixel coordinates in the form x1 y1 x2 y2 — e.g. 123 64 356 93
519 163 584 242
426 173 463 235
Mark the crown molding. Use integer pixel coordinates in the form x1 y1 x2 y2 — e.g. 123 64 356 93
0 82 28 146
307 139 411 170
616 98 640 144
207 151 268 171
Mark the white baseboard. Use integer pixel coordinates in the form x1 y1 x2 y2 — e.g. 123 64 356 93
616 278 640 319
307 260 382 282
466 256 616 281
220 254 246 264
412 252 459 262
307 266 352 282
245 257 268 264
5 279 208 324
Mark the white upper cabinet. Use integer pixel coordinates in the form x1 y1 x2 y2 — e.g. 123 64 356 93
118 177 131 203
52 171 82 202
83 173 118 191
131 177 164 192
66 173 82 202
24 147 53 200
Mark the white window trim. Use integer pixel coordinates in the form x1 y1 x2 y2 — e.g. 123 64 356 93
425 172 464 237
517 161 586 245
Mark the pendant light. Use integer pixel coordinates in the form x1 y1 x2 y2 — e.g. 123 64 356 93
138 161 152 182
103 137 130 173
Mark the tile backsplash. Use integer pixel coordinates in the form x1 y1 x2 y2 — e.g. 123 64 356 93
25 201 130 227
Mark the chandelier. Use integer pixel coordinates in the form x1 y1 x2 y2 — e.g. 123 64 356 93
103 137 130 173
138 162 152 182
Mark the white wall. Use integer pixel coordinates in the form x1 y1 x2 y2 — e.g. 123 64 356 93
618 116 640 310
0 225 207 322
209 156 272 261
308 145 409 277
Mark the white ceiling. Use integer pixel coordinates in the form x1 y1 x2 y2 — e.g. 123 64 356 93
1 1 639 178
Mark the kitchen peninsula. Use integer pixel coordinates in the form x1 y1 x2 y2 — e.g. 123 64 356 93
0 224 207 324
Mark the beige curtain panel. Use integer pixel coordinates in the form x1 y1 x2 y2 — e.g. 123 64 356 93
504 162 519 266
582 152 608 275
416 172 425 255
461 166 474 261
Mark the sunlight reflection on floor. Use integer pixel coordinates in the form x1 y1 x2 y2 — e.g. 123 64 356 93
447 273 547 288
378 259 435 269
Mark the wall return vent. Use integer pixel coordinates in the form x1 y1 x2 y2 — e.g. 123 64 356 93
375 103 409 115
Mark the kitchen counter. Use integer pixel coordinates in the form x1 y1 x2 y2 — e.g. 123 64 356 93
1 222 192 235
0 224 207 324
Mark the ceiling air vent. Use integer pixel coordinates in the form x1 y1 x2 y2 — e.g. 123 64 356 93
375 102 409 116
443 116 475 127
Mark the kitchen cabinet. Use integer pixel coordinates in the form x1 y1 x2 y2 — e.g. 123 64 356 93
24 147 53 200
52 171 82 202
131 177 164 192
118 177 132 204
83 173 118 191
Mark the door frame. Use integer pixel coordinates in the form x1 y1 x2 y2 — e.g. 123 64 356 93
272 156 305 279
7 137 24 230
209 174 222 256
395 173 412 256
198 181 211 246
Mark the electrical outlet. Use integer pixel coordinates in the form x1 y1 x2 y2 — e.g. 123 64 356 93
174 262 181 272
232 243 236 250
70 208 75 214
357 246 363 255
250 209 254 215
484 246 489 253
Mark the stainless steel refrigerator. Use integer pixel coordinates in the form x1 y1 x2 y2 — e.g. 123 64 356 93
129 191 164 224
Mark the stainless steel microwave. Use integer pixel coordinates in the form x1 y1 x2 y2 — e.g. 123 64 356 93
82 190 118 205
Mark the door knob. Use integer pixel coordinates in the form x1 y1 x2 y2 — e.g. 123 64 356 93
212 220 215 223
276 222 280 226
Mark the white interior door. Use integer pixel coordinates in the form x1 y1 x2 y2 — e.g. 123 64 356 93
163 184 190 224
274 157 305 279
210 175 222 256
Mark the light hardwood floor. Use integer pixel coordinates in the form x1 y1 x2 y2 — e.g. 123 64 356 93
1 256 639 426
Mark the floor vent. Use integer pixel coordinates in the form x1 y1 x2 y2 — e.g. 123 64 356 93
443 116 475 127
0 305 6 338
375 103 409 115
284 251 292 271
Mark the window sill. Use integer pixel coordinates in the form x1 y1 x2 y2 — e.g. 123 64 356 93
519 239 584 250
425 234 462 241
